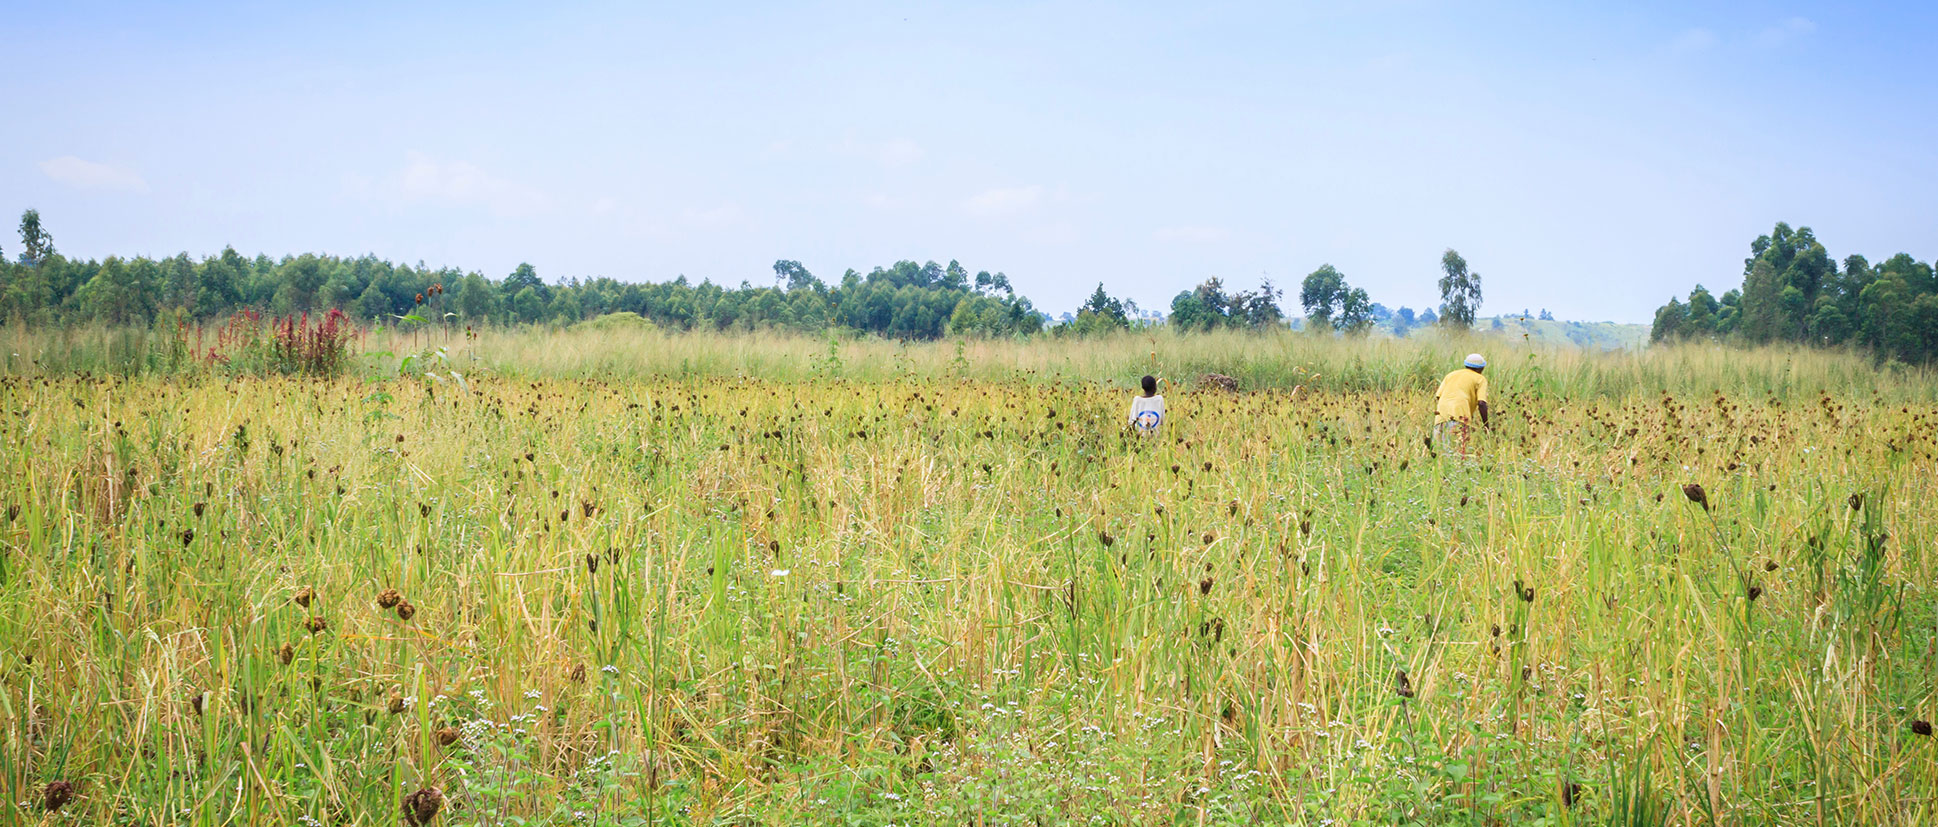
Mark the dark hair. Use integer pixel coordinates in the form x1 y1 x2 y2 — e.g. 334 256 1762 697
1141 375 1157 395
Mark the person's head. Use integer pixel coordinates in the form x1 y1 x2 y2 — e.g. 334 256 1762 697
1464 353 1487 374
1140 375 1157 396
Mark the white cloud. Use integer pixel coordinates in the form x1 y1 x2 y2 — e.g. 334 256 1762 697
836 136 926 168
1154 225 1232 243
876 138 925 167
963 184 1044 217
1667 28 1716 53
683 204 743 226
394 152 550 217
1754 17 1815 48
39 156 148 192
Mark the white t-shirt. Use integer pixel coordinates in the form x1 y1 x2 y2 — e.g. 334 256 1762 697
1128 394 1165 432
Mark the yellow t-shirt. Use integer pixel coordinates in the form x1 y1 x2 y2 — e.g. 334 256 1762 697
1434 369 1489 424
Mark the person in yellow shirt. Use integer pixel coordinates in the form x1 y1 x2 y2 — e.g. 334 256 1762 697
1431 353 1490 453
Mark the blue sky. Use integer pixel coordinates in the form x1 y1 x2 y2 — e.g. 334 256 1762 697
5 1 1934 322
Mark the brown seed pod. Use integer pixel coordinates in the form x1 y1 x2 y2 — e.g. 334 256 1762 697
1394 669 1414 698
1913 720 1932 736
436 725 461 746
294 586 316 608
1747 584 1762 602
1849 492 1865 511
388 691 406 715
1682 483 1709 511
42 780 75 812
403 787 444 826
377 588 402 609
1198 576 1214 595
396 601 416 622
304 615 328 635
278 642 295 665
1560 780 1581 808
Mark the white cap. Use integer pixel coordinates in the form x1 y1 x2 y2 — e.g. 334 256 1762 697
1464 353 1486 369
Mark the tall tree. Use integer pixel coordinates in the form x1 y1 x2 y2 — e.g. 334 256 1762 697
1437 249 1481 328
1299 265 1345 329
17 209 55 266
505 263 544 299
773 260 821 292
1336 286 1373 334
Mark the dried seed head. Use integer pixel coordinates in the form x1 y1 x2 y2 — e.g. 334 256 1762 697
1097 531 1114 548
1682 483 1709 511
304 615 329 635
403 787 444 826
585 553 599 574
1394 669 1414 698
436 725 461 746
278 642 295 665
1747 584 1762 602
1849 492 1865 511
388 690 406 715
1198 576 1214 595
294 586 315 608
569 663 587 683
1913 720 1933 736
192 501 206 517
377 588 402 609
1560 780 1580 808
396 601 415 622
42 780 75 812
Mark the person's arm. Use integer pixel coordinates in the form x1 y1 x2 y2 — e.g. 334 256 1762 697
1477 377 1491 428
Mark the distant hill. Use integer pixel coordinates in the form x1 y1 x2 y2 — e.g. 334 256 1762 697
1288 314 1650 350
1473 315 1649 350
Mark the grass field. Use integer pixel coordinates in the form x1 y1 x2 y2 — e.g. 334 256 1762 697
3 327 1937 825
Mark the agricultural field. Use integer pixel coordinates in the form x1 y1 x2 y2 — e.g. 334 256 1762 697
3 329 1937 825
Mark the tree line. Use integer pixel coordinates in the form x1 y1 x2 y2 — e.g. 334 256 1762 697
2 208 1498 339
0 210 1046 339
1651 222 1938 364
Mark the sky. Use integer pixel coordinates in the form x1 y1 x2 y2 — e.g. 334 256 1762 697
4 1 1936 323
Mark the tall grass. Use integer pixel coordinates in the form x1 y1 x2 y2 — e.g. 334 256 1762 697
1 328 1935 823
7 322 1933 401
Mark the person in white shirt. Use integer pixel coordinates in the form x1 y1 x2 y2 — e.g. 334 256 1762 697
1128 374 1165 433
